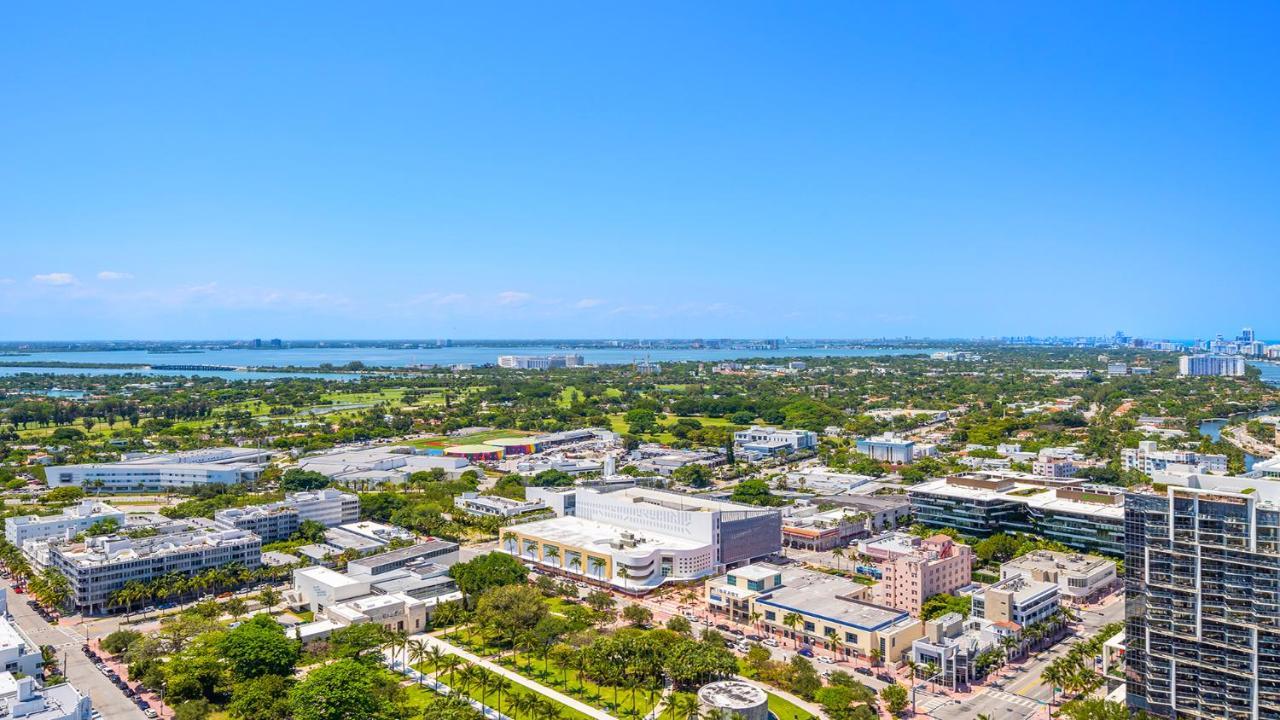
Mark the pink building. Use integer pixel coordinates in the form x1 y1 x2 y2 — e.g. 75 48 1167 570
858 532 973 616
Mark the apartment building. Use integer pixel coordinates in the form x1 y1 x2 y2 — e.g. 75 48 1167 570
999 550 1116 602
704 563 923 663
0 673 93 720
857 532 974 616
908 473 1125 555
855 433 916 464
1121 441 1228 477
972 573 1060 632
47 447 272 492
50 523 262 614
497 354 584 369
1178 354 1246 377
5 501 126 545
213 489 359 543
1032 450 1076 479
1125 472 1280 720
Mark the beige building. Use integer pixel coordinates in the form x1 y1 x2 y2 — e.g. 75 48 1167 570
998 550 1116 603
857 532 973 616
705 563 922 663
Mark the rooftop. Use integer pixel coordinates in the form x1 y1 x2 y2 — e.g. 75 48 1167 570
698 681 768 709
910 476 1124 520
1002 549 1114 576
514 515 707 553
743 564 912 632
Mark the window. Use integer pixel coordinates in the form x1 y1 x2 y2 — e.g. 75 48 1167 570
765 611 776 621
804 621 815 632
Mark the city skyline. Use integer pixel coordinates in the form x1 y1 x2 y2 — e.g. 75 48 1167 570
4 3 1279 339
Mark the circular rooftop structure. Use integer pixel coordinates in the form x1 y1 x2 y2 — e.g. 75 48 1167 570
484 437 538 454
444 444 504 461
698 681 769 720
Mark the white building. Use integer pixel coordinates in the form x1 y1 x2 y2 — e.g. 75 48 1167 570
291 566 372 612
855 433 915 464
5 501 126 546
1121 441 1228 476
0 612 44 677
0 673 92 720
453 492 545 518
1032 450 1076 478
213 489 359 543
296 446 472 488
500 486 781 592
733 426 818 456
46 447 273 492
999 550 1117 602
497 354 585 370
972 573 1061 631
1179 354 1246 377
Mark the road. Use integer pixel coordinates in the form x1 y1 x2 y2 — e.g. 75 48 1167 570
2 586 146 719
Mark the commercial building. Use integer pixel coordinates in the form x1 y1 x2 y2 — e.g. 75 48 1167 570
908 473 1126 555
0 673 93 720
214 489 359 543
972 574 1060 634
857 532 974 616
910 613 1001 689
625 444 724 477
998 550 1117 603
345 540 459 577
0 614 44 676
1121 441 1228 477
500 486 780 591
855 434 915 464
453 492 545 518
733 426 818 457
704 563 923 663
50 522 262 613
698 681 769 720
497 354 585 370
781 507 868 551
1178 354 1246 377
5 501 126 546
1124 472 1280 720
783 468 876 495
46 447 273 492
817 495 913 533
295 446 472 488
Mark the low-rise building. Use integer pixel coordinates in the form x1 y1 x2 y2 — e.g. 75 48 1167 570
733 427 818 457
910 613 1000 689
999 550 1116 603
972 573 1060 632
0 613 44 677
345 540 459 576
51 523 262 614
858 532 974 616
291 566 372 612
855 434 915 464
46 447 273 492
5 501 126 546
625 444 724 477
453 492 545 518
218 488 361 542
296 446 472 489
781 507 868 551
704 563 923 663
1121 441 1228 477
0 673 93 720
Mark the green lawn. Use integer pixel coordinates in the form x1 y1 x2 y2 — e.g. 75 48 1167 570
403 428 533 450
501 652 663 717
767 691 816 720
413 658 592 720
606 413 741 445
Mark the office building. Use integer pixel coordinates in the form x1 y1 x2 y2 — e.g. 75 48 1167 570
345 540 458 576
972 573 1060 631
0 673 93 720
500 486 780 591
5 501 126 546
857 532 974 616
855 433 916 464
1124 472 1280 720
733 426 818 457
497 354 584 370
296 445 472 488
781 507 868 551
910 613 1002 689
213 489 359 542
1178 354 1246 377
1121 441 1228 477
46 447 273 492
50 522 262 613
625 444 724 477
704 563 923 663
908 473 1125 555
998 550 1116 603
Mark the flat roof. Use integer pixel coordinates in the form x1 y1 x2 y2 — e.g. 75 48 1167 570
296 565 366 588
748 564 910 632
1002 549 1115 575
513 516 706 552
910 477 1124 520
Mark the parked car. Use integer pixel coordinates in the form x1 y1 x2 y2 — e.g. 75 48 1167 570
876 672 895 683
798 648 813 658
817 656 834 664
855 666 873 676
763 638 779 647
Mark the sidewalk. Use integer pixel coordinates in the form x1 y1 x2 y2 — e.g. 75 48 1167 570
414 633 616 720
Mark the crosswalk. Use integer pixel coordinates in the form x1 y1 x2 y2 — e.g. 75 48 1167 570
984 689 1044 710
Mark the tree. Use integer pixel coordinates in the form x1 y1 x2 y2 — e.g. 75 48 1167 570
227 674 293 720
449 552 529 603
473 585 549 645
880 683 908 715
294 519 327 543
221 615 301 679
280 469 330 492
920 593 972 621
622 604 653 627
666 615 692 635
730 478 783 506
329 622 393 661
101 629 143 655
671 464 710 488
788 656 822 700
782 612 803 647
257 586 282 616
289 659 389 720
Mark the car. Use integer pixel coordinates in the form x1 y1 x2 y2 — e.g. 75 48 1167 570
876 673 895 683
855 666 873 676
144 711 158 719
798 648 813 657
728 628 744 636
763 638 779 647
137 700 150 709
715 624 731 632
746 634 763 641
817 656 834 664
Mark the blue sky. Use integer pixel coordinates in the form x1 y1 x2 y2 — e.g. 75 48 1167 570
3 2 1278 340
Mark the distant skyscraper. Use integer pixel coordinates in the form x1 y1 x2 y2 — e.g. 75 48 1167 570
1240 327 1256 343
1178 354 1246 377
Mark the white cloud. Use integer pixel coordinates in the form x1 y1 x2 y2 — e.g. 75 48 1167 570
496 290 533 306
97 271 134 281
32 273 76 286
574 298 605 309
0 278 13 285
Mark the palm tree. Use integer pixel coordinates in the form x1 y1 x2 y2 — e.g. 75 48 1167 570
922 661 940 691
1042 661 1067 708
426 645 447 677
676 694 702 720
501 532 518 554
870 647 884 667
475 668 492 709
511 694 535 719
832 546 845 571
492 676 513 716
257 586 281 615
782 612 803 648
588 556 605 579
748 610 762 635
825 628 844 659
568 554 582 575
544 545 561 569
407 639 428 685
658 693 680 720
617 566 631 592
